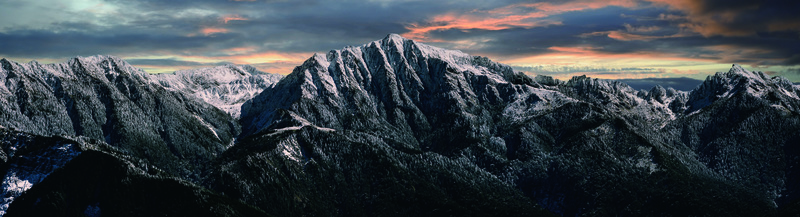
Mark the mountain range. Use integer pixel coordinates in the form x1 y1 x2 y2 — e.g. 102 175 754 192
1 34 798 216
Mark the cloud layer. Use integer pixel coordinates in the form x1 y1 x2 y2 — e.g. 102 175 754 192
1 0 798 80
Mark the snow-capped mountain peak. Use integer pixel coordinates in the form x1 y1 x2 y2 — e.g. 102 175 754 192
726 63 768 82
384 33 405 43
241 33 525 138
686 64 800 113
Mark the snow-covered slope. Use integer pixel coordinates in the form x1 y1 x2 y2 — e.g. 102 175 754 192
0 55 238 179
241 34 679 148
242 34 572 142
153 64 283 118
232 34 800 215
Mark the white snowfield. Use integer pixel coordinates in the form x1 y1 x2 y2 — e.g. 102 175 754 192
152 64 283 118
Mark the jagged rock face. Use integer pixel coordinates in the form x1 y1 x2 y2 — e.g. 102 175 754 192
153 64 283 118
233 34 800 216
686 64 800 114
0 56 238 178
243 34 569 153
661 64 800 208
239 34 686 161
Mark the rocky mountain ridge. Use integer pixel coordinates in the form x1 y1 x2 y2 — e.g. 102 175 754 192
1 34 799 216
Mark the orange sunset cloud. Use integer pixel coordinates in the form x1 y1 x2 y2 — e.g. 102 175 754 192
404 0 639 41
200 27 229 35
221 15 248 24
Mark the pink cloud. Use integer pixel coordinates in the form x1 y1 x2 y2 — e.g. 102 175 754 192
200 27 229 35
404 0 640 41
220 15 248 24
548 46 602 54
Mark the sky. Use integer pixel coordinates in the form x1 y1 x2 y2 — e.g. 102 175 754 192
1 0 799 83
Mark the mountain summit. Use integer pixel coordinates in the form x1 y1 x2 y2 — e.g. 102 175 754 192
687 63 800 113
241 33 532 150
2 36 800 216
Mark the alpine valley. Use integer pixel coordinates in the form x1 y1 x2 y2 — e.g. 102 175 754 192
1 34 799 216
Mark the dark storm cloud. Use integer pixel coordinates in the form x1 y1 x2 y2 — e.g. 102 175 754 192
652 0 800 37
784 55 800 66
0 29 246 58
615 77 703 91
0 0 524 58
222 1 529 53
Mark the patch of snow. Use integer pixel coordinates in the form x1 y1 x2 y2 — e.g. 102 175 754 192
0 142 81 216
281 143 301 163
0 174 31 215
385 34 406 54
632 146 659 174
301 69 321 99
225 139 235 150
269 126 305 136
780 87 800 100
503 87 577 122
266 125 336 137
312 58 340 98
484 72 508 84
193 115 220 141
2 174 32 196
315 127 336 132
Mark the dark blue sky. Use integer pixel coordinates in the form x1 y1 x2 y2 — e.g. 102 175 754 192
1 0 798 81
